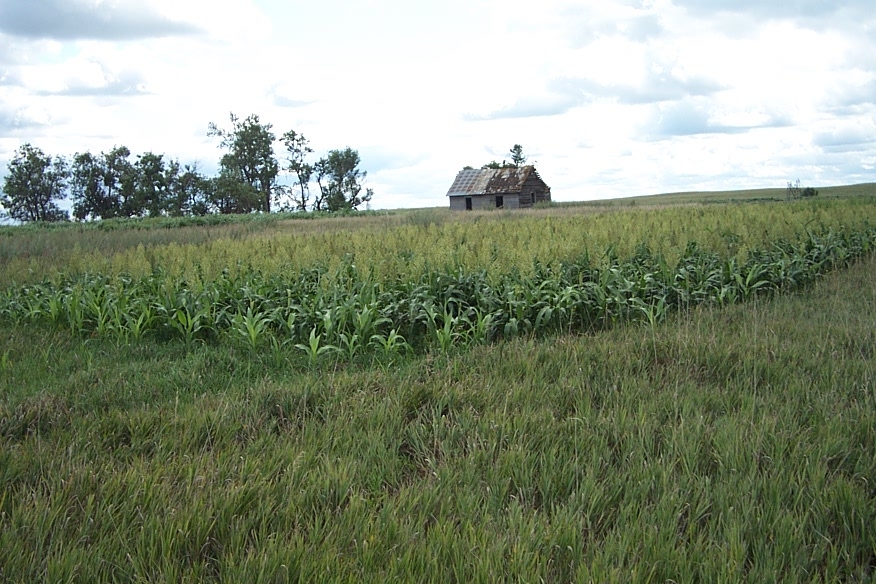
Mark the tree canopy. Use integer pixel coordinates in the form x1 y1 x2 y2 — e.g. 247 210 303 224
319 148 373 212
2 112 375 222
509 144 526 167
282 130 314 212
208 113 280 214
1 143 69 222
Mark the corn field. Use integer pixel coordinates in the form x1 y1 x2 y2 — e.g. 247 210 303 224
2 218 874 365
2 196 874 285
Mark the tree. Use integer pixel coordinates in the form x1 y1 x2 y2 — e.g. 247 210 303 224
165 162 211 216
481 145 527 170
209 168 262 215
70 151 107 220
208 113 279 213
1 143 69 222
132 152 168 217
282 129 314 212
105 146 137 217
70 146 136 220
312 158 329 212
317 148 373 212
786 179 802 201
509 144 526 167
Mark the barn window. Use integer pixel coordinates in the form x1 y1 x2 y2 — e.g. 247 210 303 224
495 195 504 208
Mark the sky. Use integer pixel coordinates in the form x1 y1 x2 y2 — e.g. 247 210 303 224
0 0 874 209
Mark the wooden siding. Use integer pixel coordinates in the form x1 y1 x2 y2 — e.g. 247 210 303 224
449 194 531 210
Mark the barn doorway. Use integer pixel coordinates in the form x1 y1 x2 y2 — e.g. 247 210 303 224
495 195 504 208
465 197 472 210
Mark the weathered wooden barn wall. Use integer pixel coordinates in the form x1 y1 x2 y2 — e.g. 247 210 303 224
449 194 526 210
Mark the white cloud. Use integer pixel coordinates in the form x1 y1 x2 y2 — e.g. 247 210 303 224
0 0 201 40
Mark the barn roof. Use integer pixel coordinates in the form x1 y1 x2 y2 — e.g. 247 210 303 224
446 165 544 196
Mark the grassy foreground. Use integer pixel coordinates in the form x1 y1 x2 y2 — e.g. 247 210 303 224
1 253 874 581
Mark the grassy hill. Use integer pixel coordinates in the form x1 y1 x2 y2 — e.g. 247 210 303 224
559 181 876 207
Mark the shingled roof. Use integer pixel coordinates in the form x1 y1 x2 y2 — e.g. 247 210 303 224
446 165 542 196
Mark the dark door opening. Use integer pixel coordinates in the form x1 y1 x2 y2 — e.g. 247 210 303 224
465 197 472 210
495 195 504 208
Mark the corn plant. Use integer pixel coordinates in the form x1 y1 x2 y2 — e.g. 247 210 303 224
85 284 114 336
466 307 497 344
295 327 339 368
338 332 363 361
433 309 465 354
351 302 389 342
368 328 410 361
124 302 155 342
231 302 272 352
631 295 668 328
45 292 64 326
62 285 86 335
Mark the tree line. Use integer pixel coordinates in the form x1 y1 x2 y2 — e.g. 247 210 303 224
0 113 373 223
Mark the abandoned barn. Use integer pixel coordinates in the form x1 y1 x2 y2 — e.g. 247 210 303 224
446 165 551 210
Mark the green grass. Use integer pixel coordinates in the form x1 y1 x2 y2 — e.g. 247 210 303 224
573 182 876 207
2 252 874 582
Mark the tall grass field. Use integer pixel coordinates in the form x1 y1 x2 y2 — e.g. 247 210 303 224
1 186 875 582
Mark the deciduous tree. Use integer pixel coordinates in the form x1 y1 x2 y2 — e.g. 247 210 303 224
312 158 329 212
209 168 262 214
165 162 211 216
70 151 105 220
132 152 168 217
509 144 526 167
1 143 69 222
282 129 314 212
105 146 137 217
70 146 136 220
208 113 279 213
317 148 372 212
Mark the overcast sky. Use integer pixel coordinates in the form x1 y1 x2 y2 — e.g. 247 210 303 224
0 0 873 208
